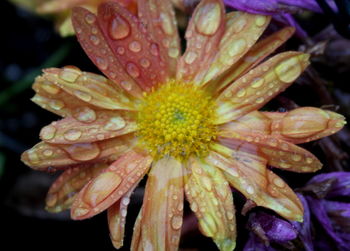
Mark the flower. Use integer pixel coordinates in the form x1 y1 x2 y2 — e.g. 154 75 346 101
9 0 137 36
21 0 346 250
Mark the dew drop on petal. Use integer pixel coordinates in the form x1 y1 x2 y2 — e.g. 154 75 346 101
73 107 97 123
291 154 302 161
64 129 82 141
109 15 130 40
184 51 197 64
150 43 159 56
194 2 221 36
96 57 108 70
90 35 100 45
255 97 264 104
273 177 285 188
104 116 126 131
171 215 183 230
168 47 179 58
40 126 56 140
274 57 301 83
65 143 101 161
42 83 60 95
160 13 174 35
255 15 267 27
126 63 140 78
139 58 151 68
236 89 246 98
251 77 264 88
128 41 142 52
85 13 96 24
49 99 65 110
228 38 246 57
43 149 53 157
121 80 133 91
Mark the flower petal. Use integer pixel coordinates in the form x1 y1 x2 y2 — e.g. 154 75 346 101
42 67 135 111
263 107 346 144
185 157 236 251
21 134 136 171
71 150 152 219
207 27 295 94
201 12 271 85
39 111 136 144
45 163 107 212
72 7 143 97
176 0 225 83
36 0 84 13
206 144 303 221
97 2 169 89
131 207 143 250
215 52 310 124
137 0 181 76
218 131 322 173
136 157 184 251
108 185 135 249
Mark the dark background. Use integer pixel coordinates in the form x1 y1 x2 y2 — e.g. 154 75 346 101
1 1 349 250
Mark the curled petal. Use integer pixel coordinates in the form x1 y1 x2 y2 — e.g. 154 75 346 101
42 67 135 111
201 12 271 85
218 131 322 173
185 157 236 251
39 111 136 144
97 2 169 89
135 157 184 251
131 207 143 251
264 107 346 144
71 150 152 219
215 52 310 124
206 144 303 221
177 0 225 83
72 7 143 97
108 185 136 249
137 0 181 76
21 134 136 171
207 27 295 94
45 163 107 212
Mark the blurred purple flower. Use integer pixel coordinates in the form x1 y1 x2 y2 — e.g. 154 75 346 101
224 0 337 38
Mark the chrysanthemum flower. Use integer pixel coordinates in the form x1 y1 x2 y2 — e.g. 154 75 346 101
21 0 346 250
10 0 136 36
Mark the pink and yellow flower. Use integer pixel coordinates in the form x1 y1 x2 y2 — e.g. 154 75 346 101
21 0 346 250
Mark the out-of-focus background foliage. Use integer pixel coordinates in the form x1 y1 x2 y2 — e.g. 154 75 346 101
1 0 350 250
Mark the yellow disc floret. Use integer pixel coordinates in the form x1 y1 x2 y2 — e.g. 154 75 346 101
137 80 217 160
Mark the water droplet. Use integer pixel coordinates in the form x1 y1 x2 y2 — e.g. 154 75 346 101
74 90 92 102
280 162 291 169
139 58 151 68
126 63 140 78
85 13 96 24
59 67 81 82
255 97 264 104
64 129 82 141
190 201 198 212
201 176 212 191
121 81 132 91
184 51 197 64
65 143 101 161
150 43 159 56
96 57 108 70
246 185 254 194
91 27 98 34
291 154 302 162
128 41 142 52
236 89 246 98
109 14 130 40
274 57 301 83
73 107 96 123
232 18 247 33
40 126 56 140
306 157 313 164
226 211 234 220
160 13 174 35
255 16 267 27
104 116 126 131
49 99 65 110
90 35 100 45
194 2 221 36
43 149 53 157
42 83 60 95
171 215 183 230
268 138 278 147
273 177 285 188
228 38 246 57
122 197 130 206
168 47 179 58
251 77 264 88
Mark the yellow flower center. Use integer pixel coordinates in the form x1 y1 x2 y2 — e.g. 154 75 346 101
137 80 217 160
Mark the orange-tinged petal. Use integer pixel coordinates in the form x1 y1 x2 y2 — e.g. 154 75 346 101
71 150 152 219
176 0 225 83
21 134 136 170
185 157 236 251
137 157 184 251
37 0 84 13
72 7 143 97
108 185 135 249
131 207 143 251
200 12 271 86
137 0 180 76
207 27 295 94
264 107 346 144
45 163 107 212
206 144 303 221
39 111 136 144
217 131 322 173
215 52 310 124
42 67 135 111
97 2 169 89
